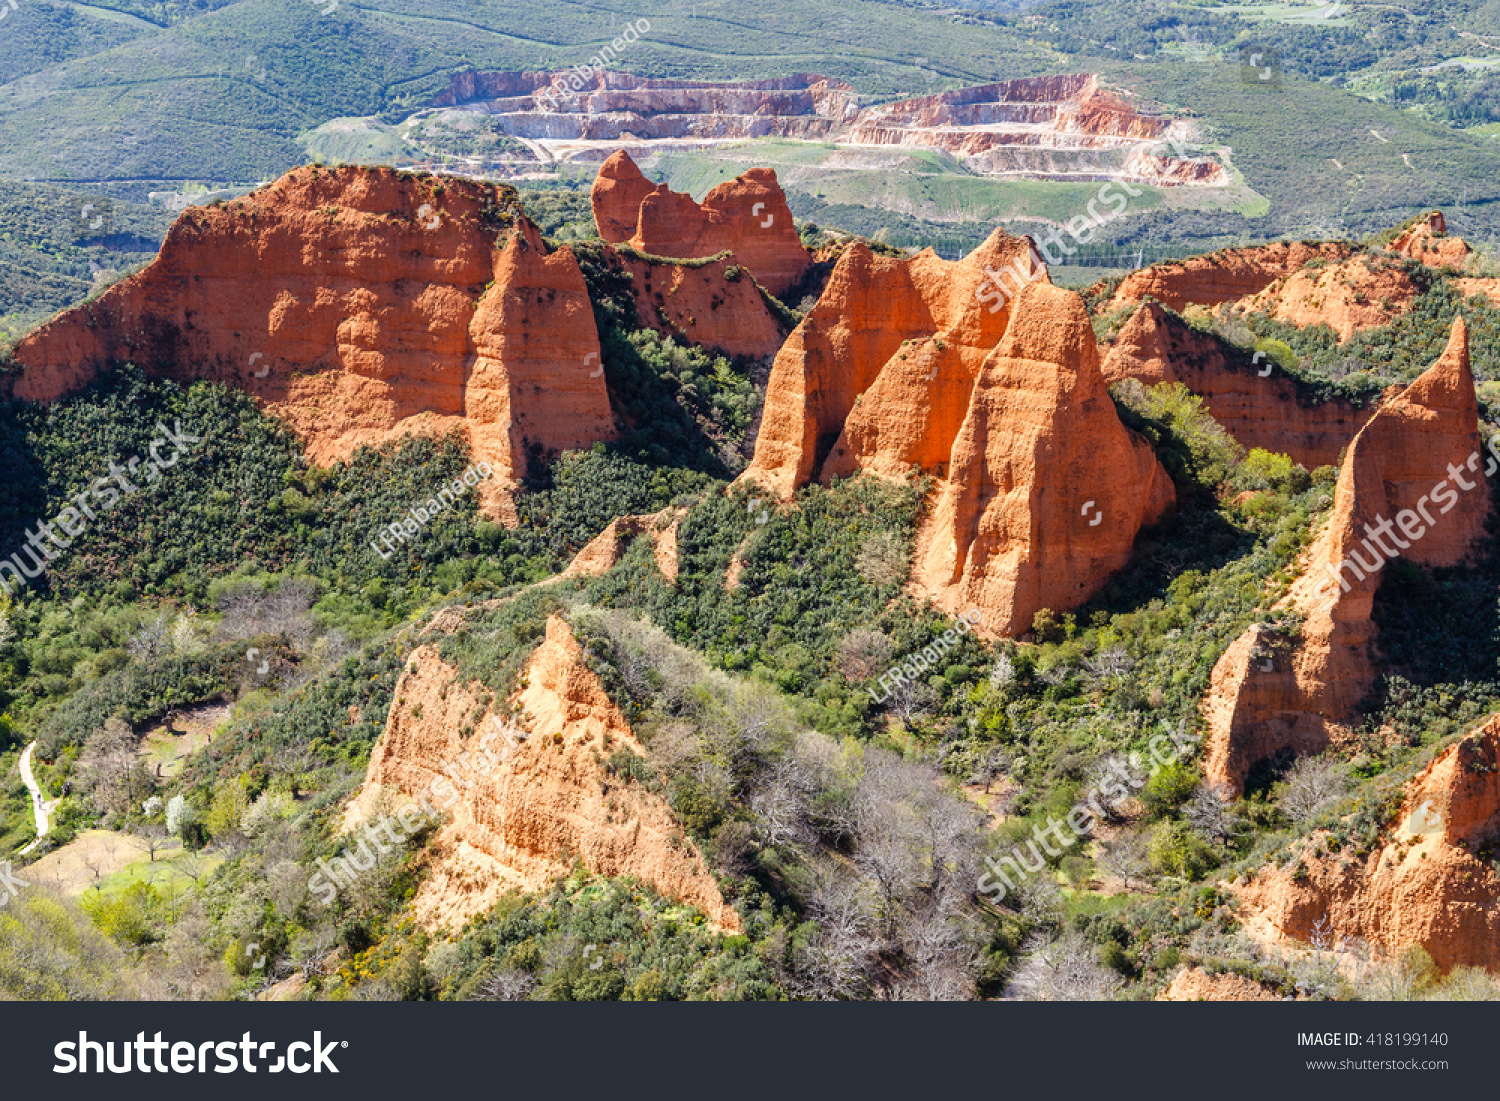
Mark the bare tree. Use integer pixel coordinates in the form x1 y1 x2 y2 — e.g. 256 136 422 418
968 744 1011 794
131 821 170 863
1184 784 1240 845
127 613 173 663
1096 830 1152 893
854 530 909 587
886 677 938 726
748 759 813 848
1078 645 1133 691
1026 931 1124 1002
77 715 152 817
834 628 895 683
1280 754 1349 823
473 967 537 1002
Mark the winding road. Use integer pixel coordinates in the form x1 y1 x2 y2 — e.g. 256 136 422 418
17 742 57 857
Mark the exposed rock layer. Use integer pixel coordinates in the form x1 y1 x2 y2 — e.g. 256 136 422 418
1236 713 1500 974
442 71 1224 184
351 617 739 932
1203 319 1488 793
1101 300 1379 469
12 165 615 511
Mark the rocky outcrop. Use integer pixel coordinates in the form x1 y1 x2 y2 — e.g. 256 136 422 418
11 165 614 513
1103 220 1477 342
1236 254 1423 342
1105 242 1351 313
1392 211 1471 269
442 70 1223 186
349 617 739 932
1156 966 1284 1001
606 246 788 360
1203 319 1488 794
592 151 810 298
1236 712 1500 974
913 282 1175 636
560 510 682 581
590 150 656 242
743 229 1046 498
1101 300 1379 469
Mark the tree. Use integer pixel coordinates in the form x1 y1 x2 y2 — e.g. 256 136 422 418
854 531 909 587
887 677 938 726
1279 754 1349 823
834 628 895 683
165 794 193 838
131 822 170 864
1184 783 1240 845
77 715 151 817
1096 830 1152 892
1026 932 1124 1001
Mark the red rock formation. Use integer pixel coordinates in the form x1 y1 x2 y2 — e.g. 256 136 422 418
590 150 656 242
1156 966 1285 1001
1101 300 1380 469
913 282 1174 636
11 165 614 513
592 151 811 298
1236 712 1500 974
743 229 1046 498
350 616 739 932
1392 212 1471 269
1104 219 1478 342
606 246 788 360
1105 242 1352 313
1203 319 1488 793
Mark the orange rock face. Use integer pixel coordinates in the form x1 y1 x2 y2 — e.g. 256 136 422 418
591 150 811 298
1104 219 1479 343
1106 242 1350 313
1101 300 1379 469
350 617 739 932
1392 212 1471 269
12 165 614 512
744 230 1045 497
590 151 656 243
606 246 788 360
1204 319 1489 793
913 283 1175 636
1236 712 1500 974
1156 966 1284 1001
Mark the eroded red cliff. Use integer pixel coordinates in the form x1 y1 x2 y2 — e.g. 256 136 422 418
1236 712 1500 974
1203 319 1488 793
591 150 811 298
349 616 739 932
913 282 1175 636
1101 300 1380 469
12 165 615 513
